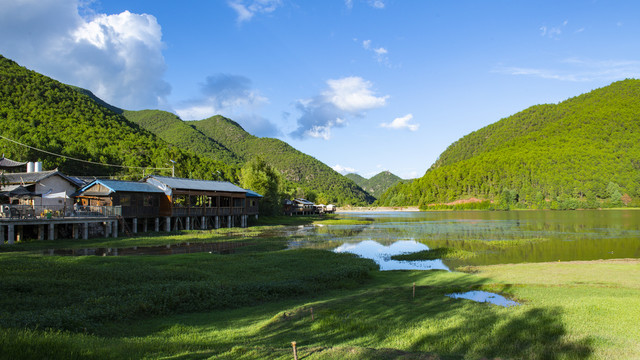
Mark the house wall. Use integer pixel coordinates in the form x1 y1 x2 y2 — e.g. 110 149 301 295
113 192 162 218
33 175 77 208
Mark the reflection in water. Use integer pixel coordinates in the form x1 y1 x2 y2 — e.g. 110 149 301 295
333 239 450 271
306 210 640 267
447 291 520 307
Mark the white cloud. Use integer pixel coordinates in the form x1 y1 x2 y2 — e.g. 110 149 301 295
539 20 568 38
361 39 390 66
323 77 388 112
495 58 640 82
0 0 170 110
381 114 420 131
374 47 388 56
345 0 385 10
307 125 331 140
333 164 357 174
175 73 279 137
228 0 282 23
368 0 385 9
290 77 388 140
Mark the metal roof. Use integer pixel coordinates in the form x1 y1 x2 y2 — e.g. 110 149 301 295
294 198 315 205
245 189 264 198
146 175 247 193
79 179 165 194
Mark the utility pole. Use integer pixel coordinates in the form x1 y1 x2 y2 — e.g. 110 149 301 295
170 159 176 177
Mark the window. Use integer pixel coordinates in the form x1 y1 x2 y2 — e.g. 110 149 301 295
120 195 131 206
233 198 245 207
220 197 230 207
143 195 154 207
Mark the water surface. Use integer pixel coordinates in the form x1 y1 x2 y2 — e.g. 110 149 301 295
447 291 520 307
291 210 640 268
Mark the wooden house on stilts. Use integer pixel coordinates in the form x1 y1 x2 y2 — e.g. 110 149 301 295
73 176 261 234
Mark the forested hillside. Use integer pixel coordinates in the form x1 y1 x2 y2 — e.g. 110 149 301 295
122 110 240 166
378 79 640 209
345 171 403 199
124 110 374 205
0 55 236 180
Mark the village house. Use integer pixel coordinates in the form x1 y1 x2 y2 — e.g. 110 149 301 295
1 163 83 217
73 178 165 219
144 175 258 230
0 169 264 243
283 198 335 215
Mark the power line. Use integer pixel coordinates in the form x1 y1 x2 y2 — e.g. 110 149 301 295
0 135 172 171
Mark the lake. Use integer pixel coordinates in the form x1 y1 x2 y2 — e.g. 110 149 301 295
289 210 640 270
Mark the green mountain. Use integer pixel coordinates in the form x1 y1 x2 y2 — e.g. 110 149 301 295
378 79 640 209
122 110 240 166
124 110 375 205
345 171 403 199
0 55 235 180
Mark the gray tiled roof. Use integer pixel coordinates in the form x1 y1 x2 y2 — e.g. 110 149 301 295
2 170 77 185
0 157 27 168
81 179 165 194
146 175 247 193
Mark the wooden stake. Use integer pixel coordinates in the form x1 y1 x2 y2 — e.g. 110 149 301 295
291 341 298 360
413 282 415 299
311 307 314 321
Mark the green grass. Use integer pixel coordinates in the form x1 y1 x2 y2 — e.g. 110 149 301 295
254 215 329 226
0 248 376 333
2 265 621 359
312 219 373 226
391 247 475 261
1 222 638 359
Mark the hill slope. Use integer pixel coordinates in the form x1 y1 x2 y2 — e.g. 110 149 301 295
123 111 375 205
122 110 240 165
378 79 640 208
0 55 234 180
346 171 403 199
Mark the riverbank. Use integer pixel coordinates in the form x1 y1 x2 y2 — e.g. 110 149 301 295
337 206 420 212
1 222 638 359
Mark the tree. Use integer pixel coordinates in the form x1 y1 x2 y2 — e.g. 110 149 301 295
239 157 281 216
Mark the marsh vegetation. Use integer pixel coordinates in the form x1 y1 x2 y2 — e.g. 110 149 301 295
1 212 639 359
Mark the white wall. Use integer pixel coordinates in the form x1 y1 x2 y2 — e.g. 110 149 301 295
33 175 76 208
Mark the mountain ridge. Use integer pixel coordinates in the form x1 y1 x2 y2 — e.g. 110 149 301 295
378 79 640 208
345 171 403 199
0 54 236 181
123 111 375 205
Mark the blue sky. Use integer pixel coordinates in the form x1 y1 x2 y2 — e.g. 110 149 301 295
1 1 639 179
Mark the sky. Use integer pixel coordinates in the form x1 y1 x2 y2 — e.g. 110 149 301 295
1 0 640 179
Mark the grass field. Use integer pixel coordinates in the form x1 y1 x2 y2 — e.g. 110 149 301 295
1 221 638 359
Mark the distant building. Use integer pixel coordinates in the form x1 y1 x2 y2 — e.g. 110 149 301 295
283 198 335 215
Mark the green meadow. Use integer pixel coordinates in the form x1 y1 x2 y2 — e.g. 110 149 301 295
1 221 638 359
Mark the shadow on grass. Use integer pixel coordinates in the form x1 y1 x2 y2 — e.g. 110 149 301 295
248 276 593 359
